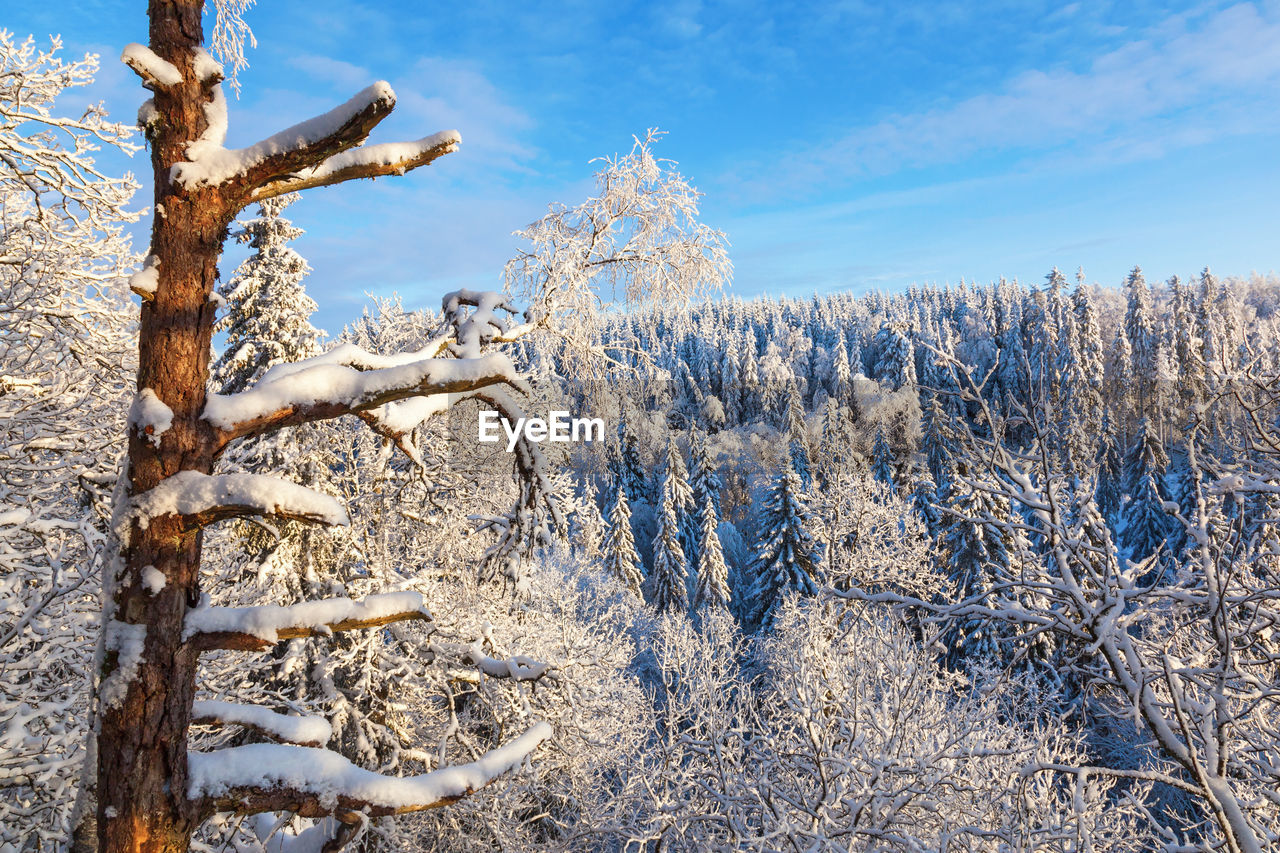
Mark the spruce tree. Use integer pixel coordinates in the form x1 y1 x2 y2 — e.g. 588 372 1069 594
571 479 607 562
1095 413 1124 523
665 433 698 561
211 193 322 394
692 491 731 610
649 467 691 613
784 384 813 489
614 418 648 504
690 428 724 521
748 465 820 631
870 321 916 391
871 427 896 488
1124 265 1157 419
603 484 644 596
940 470 1015 669
1121 417 1171 566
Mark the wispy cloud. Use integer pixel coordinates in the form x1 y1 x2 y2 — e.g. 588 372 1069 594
723 2 1280 200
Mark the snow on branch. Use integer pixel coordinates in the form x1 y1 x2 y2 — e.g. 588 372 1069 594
124 471 348 536
184 591 432 652
430 641 550 682
192 699 332 747
172 82 398 192
120 43 182 89
249 130 461 204
204 352 521 446
188 721 552 818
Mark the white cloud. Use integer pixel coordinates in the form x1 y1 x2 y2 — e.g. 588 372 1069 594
724 2 1280 199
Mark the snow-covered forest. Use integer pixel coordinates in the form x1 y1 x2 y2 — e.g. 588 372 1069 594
2 2 1279 851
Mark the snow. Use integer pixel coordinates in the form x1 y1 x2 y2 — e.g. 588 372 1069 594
188 721 552 809
141 565 166 595
120 43 182 87
128 255 160 298
203 353 517 432
171 82 399 190
99 620 146 710
183 591 431 645
368 394 451 436
192 699 332 746
192 48 223 82
0 508 29 527
289 130 461 185
463 643 549 681
129 389 173 447
137 99 159 129
126 471 349 533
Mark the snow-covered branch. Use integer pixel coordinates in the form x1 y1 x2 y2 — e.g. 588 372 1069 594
204 352 521 447
123 471 349 536
184 591 432 652
172 82 397 191
120 43 183 89
188 721 551 818
249 131 460 203
191 700 332 747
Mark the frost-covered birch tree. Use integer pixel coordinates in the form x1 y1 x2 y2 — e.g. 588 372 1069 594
0 30 140 848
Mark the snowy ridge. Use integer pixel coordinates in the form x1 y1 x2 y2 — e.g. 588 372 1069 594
203 352 518 432
120 43 182 87
125 471 349 533
188 721 552 811
192 700 332 746
171 83 397 189
183 591 431 645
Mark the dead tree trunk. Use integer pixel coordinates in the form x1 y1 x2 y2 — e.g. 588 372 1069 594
96 2 546 851
97 2 230 848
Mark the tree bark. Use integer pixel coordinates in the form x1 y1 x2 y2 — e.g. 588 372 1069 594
97 1 229 849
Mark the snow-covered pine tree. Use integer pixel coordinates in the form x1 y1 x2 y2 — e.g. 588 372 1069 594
691 490 731 611
1121 417 1172 567
747 464 820 631
689 428 723 522
784 384 813 488
1095 413 1124 523
649 465 691 614
664 433 698 562
614 418 648 504
1072 279 1106 438
1124 265 1157 421
100 4 564 844
604 482 644 596
869 321 916 392
871 426 895 489
570 478 607 562
939 467 1016 671
211 193 321 394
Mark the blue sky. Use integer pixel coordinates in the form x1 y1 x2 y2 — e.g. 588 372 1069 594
12 0 1280 333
